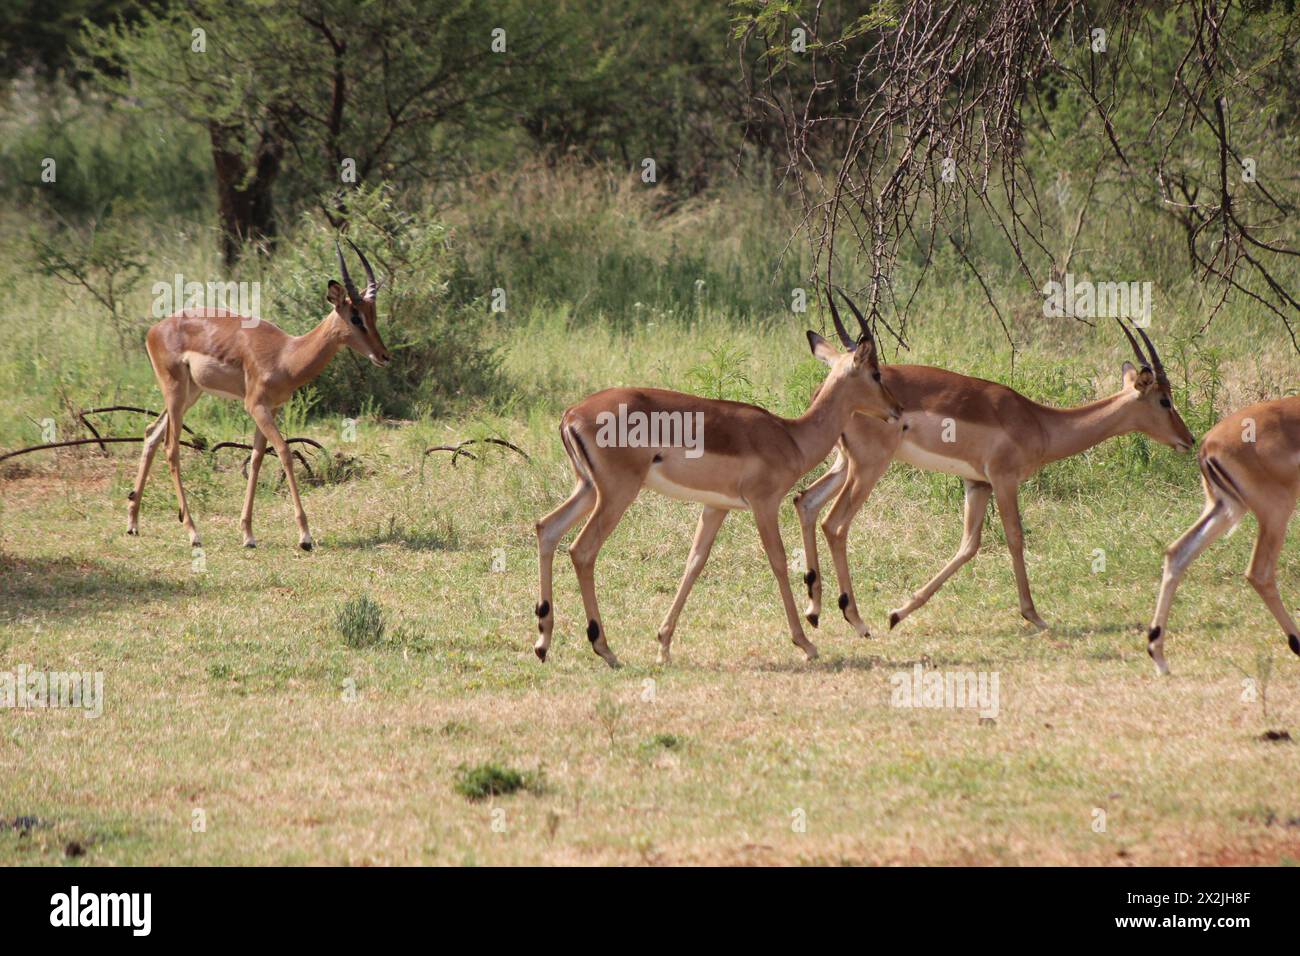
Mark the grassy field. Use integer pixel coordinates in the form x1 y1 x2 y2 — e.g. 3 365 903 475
4 307 1300 866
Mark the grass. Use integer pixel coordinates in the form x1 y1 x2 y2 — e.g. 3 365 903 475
3 304 1300 866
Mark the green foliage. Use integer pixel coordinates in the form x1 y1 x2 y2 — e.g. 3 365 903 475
264 185 503 417
333 593 386 649
454 763 543 801
28 209 149 358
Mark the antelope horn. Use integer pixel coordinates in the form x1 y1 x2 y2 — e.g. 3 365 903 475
347 238 378 301
1116 318 1151 371
1134 324 1169 386
336 242 362 304
836 288 874 343
826 292 856 350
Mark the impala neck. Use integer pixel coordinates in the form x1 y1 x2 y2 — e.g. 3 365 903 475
283 314 348 386
786 377 861 474
1038 391 1136 465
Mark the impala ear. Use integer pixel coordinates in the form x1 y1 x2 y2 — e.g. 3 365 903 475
852 335 878 367
807 331 840 367
326 281 346 308
1123 361 1154 391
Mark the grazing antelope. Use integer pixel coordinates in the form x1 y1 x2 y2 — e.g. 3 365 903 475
533 297 902 668
794 309 1193 635
126 241 390 550
1147 398 1300 675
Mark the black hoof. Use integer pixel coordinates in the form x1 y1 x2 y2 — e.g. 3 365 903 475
1289 634 1300 656
888 611 901 630
300 541 313 552
126 528 138 537
244 541 257 549
535 646 547 662
806 613 819 629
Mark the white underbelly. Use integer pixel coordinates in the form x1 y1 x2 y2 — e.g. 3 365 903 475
897 440 986 481
644 468 748 510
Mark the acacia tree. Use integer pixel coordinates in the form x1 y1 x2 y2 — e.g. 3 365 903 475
81 0 556 265
737 0 1300 347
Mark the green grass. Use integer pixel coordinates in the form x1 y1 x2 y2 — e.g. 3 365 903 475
3 306 1300 866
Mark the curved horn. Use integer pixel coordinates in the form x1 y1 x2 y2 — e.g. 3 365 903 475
836 288 873 343
1116 318 1150 371
346 238 378 301
335 242 362 303
1134 325 1168 386
826 292 856 350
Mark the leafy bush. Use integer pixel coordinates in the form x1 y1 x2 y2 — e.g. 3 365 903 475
265 185 504 418
333 593 386 649
454 763 543 801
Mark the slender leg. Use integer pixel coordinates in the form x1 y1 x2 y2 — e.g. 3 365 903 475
989 479 1047 629
794 452 847 628
821 455 891 637
239 428 268 548
888 480 992 628
1244 505 1300 659
533 479 597 661
1147 497 1240 675
247 403 313 550
752 500 818 661
656 506 728 665
163 391 201 547
569 483 640 668
126 413 168 535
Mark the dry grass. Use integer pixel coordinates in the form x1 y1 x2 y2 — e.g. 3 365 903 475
4 351 1300 865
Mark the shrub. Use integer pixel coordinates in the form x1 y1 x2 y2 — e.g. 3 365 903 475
333 593 386 648
265 185 504 418
454 763 543 801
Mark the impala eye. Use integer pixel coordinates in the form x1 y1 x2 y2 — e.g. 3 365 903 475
872 371 882 382
1160 398 1171 408
350 313 363 327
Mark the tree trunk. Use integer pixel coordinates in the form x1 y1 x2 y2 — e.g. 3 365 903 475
209 122 283 268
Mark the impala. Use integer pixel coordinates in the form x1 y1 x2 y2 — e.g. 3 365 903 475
126 241 390 550
1147 397 1300 675
794 309 1194 636
532 298 903 668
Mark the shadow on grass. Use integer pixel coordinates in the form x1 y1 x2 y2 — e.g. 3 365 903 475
329 524 462 552
0 553 191 621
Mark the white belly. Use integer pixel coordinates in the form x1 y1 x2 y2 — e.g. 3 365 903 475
183 352 245 400
897 440 986 482
644 468 748 510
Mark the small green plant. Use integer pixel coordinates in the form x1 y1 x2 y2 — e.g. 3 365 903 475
333 593 386 648
454 763 543 801
594 692 626 746
684 345 758 404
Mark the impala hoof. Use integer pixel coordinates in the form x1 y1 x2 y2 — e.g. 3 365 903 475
243 540 257 549
888 611 901 630
534 645 547 662
1289 634 1300 656
299 540 313 552
806 612 819 628
126 527 138 537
